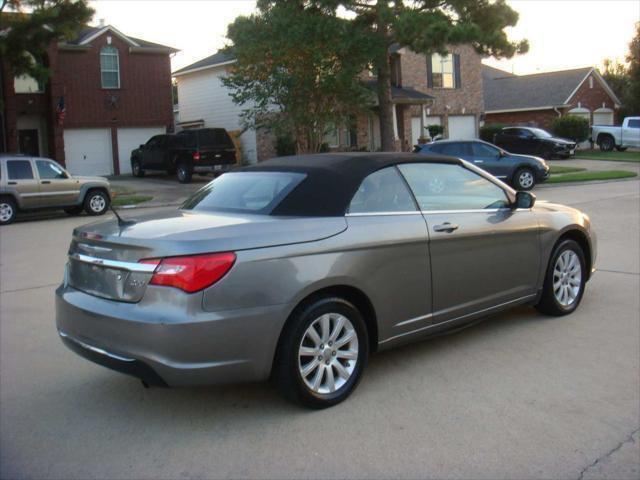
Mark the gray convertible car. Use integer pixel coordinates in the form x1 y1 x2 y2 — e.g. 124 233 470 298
56 153 596 408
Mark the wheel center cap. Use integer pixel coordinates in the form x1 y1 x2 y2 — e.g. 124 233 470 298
322 347 333 361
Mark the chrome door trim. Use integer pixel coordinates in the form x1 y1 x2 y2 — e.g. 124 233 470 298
345 211 422 217
69 253 157 273
380 293 537 345
394 313 433 328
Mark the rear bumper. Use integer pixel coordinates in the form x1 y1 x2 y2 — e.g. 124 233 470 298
192 164 236 174
55 284 290 387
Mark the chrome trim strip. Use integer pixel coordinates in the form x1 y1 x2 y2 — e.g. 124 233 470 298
394 313 433 327
58 331 136 362
421 208 502 214
69 253 157 273
346 211 421 217
380 294 537 345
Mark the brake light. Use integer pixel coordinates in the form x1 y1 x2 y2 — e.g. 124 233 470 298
140 252 236 293
192 151 201 161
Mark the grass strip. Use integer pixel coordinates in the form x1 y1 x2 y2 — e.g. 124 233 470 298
547 170 637 184
112 195 154 207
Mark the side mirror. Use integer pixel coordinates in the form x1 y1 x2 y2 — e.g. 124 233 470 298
498 150 506 158
514 191 536 209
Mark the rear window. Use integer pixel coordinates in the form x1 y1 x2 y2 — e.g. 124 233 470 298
198 129 234 148
7 160 34 180
182 171 306 214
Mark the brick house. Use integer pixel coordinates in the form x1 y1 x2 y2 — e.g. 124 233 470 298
173 44 484 163
1 24 177 175
483 65 622 130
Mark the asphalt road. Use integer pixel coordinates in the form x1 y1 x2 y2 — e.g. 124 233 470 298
1 180 638 479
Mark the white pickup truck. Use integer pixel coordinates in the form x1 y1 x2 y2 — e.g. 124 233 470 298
591 117 640 152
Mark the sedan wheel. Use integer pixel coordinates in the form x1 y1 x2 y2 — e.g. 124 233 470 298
0 198 17 225
515 168 536 190
274 297 368 408
298 313 359 395
536 239 586 316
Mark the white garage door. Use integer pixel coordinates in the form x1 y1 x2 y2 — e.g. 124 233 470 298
64 129 112 176
448 115 477 140
117 127 166 174
593 110 614 125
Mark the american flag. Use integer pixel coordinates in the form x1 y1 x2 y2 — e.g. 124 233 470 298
56 96 66 126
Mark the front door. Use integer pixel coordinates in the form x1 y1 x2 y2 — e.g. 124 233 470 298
397 162 540 323
35 159 80 206
18 129 39 156
6 159 40 208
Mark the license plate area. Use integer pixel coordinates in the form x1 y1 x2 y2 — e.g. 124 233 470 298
68 258 152 302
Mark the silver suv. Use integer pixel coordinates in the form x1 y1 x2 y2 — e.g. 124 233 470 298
0 154 111 225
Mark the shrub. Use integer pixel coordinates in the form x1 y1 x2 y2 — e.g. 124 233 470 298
426 124 444 139
551 116 590 142
275 134 296 156
479 123 506 143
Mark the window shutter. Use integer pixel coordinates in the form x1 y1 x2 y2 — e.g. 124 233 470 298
426 55 433 88
453 54 461 89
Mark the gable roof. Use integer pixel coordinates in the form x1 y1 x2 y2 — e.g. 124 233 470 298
173 50 236 76
481 64 514 81
483 66 596 112
60 25 177 53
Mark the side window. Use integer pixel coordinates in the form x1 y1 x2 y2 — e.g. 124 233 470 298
398 163 510 211
146 136 162 147
100 46 120 89
503 129 519 137
440 143 471 157
628 119 640 129
36 160 67 179
348 167 417 214
7 160 34 180
472 142 500 157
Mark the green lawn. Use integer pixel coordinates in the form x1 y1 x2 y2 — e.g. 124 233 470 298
549 166 586 174
112 195 153 207
547 170 637 184
575 150 640 162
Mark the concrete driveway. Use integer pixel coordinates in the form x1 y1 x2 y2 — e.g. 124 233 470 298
0 179 638 479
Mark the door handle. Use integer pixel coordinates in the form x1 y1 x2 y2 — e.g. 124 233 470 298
473 160 484 164
433 222 459 233
8 181 16 185
41 181 51 184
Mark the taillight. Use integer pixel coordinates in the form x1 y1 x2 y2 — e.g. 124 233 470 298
192 151 201 161
140 252 236 293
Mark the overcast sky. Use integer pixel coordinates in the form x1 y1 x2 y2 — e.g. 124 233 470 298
89 0 639 75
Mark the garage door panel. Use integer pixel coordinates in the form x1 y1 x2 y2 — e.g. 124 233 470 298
448 115 476 140
117 127 166 175
64 129 112 176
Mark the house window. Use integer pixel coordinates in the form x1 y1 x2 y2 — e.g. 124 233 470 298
589 76 594 89
431 53 454 89
100 45 120 89
324 124 340 148
13 53 44 93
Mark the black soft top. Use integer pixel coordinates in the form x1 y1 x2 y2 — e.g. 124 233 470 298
242 152 462 217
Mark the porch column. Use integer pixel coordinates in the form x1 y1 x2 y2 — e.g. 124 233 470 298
392 103 399 140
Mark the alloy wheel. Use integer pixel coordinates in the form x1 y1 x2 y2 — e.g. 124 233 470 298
518 171 534 189
89 194 106 213
0 202 13 223
298 313 359 394
553 250 582 307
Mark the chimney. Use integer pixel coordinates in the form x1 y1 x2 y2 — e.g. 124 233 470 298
99 18 106 27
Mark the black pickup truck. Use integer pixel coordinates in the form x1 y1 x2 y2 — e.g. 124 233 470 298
130 128 237 183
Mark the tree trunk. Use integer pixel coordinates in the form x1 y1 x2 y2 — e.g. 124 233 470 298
376 53 396 151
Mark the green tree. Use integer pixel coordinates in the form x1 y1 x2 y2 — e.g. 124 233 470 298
298 0 528 151
0 0 94 82
602 22 640 118
223 1 373 153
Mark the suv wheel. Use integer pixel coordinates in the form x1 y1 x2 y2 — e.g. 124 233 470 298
84 190 110 216
0 197 17 225
514 168 536 190
132 158 145 177
536 239 586 316
176 162 192 184
273 297 369 408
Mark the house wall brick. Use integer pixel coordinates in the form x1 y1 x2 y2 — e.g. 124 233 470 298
567 72 619 123
485 109 560 130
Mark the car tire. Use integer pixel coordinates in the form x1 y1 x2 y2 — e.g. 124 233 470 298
84 190 110 216
598 135 615 152
176 162 192 184
272 296 369 409
514 167 536 191
0 197 17 225
615 146 628 152
536 239 586 316
64 206 83 215
132 158 145 177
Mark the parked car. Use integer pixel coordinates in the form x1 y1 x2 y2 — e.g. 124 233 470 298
0 154 111 225
416 139 549 190
130 128 237 183
493 127 576 159
56 153 596 408
591 116 640 152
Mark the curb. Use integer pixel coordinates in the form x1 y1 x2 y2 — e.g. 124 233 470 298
537 177 639 189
